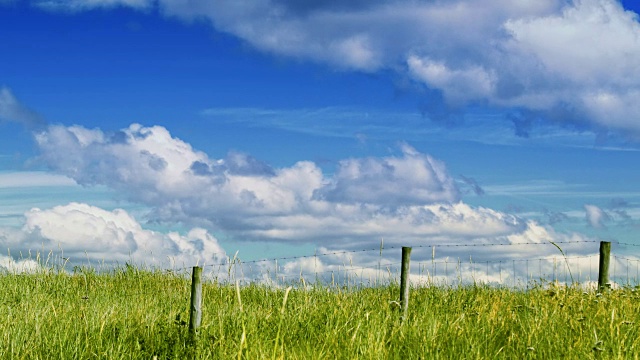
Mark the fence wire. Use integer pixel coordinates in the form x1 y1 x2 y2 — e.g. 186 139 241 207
167 240 640 289
5 239 639 290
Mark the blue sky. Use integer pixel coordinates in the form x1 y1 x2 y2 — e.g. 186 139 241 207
1 0 640 279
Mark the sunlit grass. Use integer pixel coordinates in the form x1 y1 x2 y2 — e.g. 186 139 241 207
1 266 640 359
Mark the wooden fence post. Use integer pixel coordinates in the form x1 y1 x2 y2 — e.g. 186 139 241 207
400 247 412 321
189 266 203 337
598 241 611 291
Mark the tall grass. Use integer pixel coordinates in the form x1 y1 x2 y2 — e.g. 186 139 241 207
1 266 639 359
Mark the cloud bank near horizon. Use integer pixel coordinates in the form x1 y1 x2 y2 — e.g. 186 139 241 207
0 200 604 284
26 0 640 137
0 202 227 269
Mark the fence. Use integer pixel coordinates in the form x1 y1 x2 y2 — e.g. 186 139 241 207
186 240 640 335
183 239 640 290
9 238 636 290
4 238 636 343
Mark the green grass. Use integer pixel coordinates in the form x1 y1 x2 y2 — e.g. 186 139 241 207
1 266 640 359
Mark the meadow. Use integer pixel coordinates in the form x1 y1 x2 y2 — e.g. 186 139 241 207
1 266 639 359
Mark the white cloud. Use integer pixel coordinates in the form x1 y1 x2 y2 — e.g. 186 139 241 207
35 124 212 200
243 202 527 247
502 0 640 131
157 0 640 135
504 0 640 86
0 201 606 284
16 122 607 276
31 0 640 135
315 143 459 205
407 56 496 104
34 123 559 251
584 204 610 228
4 202 226 267
581 90 640 131
0 255 40 273
1 202 605 284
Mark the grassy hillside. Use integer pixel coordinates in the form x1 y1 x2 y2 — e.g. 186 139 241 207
1 267 639 359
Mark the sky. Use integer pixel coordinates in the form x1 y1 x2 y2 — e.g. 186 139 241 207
1 0 640 283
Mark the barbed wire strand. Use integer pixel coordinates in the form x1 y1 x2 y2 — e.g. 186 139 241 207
190 239 607 272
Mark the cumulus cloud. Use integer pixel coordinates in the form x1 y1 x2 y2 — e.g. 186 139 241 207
1 202 226 267
584 204 610 228
314 144 459 205
15 121 606 278
504 0 639 87
30 0 640 135
33 123 543 249
0 255 40 273
407 56 496 104
0 87 44 129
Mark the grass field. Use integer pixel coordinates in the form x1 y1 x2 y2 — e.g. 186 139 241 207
1 266 639 359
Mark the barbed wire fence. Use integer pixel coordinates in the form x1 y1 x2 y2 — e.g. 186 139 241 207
178 239 640 334
169 240 640 290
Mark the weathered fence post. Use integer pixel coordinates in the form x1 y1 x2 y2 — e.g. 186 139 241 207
400 247 412 321
598 241 611 291
189 266 203 338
